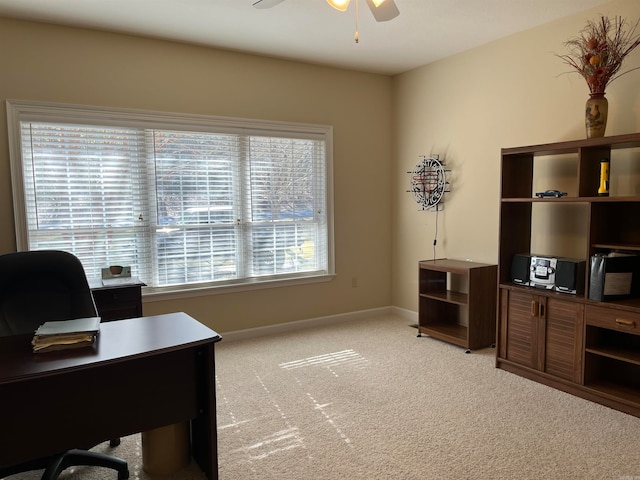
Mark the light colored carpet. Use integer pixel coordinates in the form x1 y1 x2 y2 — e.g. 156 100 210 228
6 314 640 479
215 315 640 479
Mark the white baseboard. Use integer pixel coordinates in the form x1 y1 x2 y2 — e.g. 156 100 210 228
390 305 417 323
221 306 406 342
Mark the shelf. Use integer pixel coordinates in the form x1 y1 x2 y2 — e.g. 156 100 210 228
585 346 640 366
418 258 496 273
499 283 586 303
592 243 640 252
583 380 640 406
585 296 640 310
418 323 467 347
501 132 640 156
501 196 640 203
419 290 467 305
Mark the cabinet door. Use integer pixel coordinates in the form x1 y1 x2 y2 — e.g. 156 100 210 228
501 289 584 382
502 289 540 369
544 297 584 383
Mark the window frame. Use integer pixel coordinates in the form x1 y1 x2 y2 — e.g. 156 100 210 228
6 99 335 299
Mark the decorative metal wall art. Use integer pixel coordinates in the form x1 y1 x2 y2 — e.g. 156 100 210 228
408 155 450 211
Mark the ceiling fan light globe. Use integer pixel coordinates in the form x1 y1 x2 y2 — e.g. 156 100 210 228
327 0 350 12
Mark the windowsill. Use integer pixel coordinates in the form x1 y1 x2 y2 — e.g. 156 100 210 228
141 273 335 303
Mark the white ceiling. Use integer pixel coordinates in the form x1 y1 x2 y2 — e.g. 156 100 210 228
0 0 614 75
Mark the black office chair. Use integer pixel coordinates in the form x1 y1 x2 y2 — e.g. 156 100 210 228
0 250 129 480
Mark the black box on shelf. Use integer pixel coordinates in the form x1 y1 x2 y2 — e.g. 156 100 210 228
589 253 639 302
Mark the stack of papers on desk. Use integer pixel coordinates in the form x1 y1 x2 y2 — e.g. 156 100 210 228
32 317 101 353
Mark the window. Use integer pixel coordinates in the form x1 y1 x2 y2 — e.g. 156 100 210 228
7 100 334 294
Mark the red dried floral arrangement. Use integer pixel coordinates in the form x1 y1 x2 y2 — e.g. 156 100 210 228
557 15 640 94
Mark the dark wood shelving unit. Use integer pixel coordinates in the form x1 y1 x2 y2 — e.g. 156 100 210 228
496 132 640 418
418 258 497 352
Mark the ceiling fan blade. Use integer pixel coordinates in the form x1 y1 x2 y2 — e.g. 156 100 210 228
364 0 399 22
252 0 286 9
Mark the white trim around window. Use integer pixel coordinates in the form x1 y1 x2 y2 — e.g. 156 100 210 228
6 100 335 299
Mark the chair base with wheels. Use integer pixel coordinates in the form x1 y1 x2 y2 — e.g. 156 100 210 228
0 447 129 480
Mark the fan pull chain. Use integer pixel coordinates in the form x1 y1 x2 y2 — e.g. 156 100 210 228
354 0 359 43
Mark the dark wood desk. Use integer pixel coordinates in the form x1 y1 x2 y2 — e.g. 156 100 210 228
0 313 222 480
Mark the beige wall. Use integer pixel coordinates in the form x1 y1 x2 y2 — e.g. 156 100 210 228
391 0 640 312
2 0 640 331
0 18 393 333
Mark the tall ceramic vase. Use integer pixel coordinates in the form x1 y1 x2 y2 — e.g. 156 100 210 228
585 92 608 138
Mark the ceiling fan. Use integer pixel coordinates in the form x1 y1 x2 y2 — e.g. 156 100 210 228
252 0 400 23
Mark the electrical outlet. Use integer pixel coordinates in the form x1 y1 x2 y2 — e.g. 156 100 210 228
352 277 358 288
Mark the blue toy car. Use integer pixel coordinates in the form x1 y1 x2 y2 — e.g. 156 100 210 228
535 190 567 198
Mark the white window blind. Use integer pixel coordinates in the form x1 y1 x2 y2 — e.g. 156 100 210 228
8 101 333 294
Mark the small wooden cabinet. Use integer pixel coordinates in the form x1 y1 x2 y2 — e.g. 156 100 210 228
89 278 145 322
418 258 497 352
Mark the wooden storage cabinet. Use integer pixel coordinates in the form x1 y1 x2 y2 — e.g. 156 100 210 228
90 279 145 322
418 258 497 352
499 288 583 383
496 132 640 418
